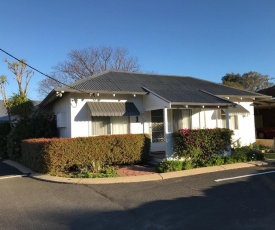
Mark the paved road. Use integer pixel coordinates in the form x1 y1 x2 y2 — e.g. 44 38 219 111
1 161 275 229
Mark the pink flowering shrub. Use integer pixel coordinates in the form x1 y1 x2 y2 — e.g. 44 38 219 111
173 128 233 161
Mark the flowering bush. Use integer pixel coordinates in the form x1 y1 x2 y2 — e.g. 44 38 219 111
173 128 233 161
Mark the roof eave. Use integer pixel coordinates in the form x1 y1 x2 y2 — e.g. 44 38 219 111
39 90 57 107
171 102 233 107
216 95 272 100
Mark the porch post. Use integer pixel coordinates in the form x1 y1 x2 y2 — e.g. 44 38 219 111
163 108 173 158
225 107 230 129
225 107 232 155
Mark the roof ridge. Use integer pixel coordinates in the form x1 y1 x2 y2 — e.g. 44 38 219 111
56 70 112 91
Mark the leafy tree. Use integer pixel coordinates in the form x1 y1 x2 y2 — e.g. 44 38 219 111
6 94 34 119
37 46 141 96
242 71 272 92
222 73 244 90
221 71 273 92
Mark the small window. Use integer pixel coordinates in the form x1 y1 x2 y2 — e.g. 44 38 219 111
221 113 238 130
231 115 239 130
92 116 111 135
111 117 129 134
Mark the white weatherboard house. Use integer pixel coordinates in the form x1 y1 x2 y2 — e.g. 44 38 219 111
40 71 269 157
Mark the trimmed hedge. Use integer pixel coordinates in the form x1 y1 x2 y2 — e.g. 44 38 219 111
173 128 233 160
21 134 151 174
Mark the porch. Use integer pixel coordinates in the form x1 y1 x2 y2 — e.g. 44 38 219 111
149 105 250 158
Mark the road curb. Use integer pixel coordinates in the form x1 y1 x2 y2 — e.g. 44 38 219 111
2 159 274 184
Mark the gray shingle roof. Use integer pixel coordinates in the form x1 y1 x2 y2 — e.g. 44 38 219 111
54 71 267 105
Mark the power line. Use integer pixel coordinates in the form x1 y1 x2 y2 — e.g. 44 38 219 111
0 48 88 94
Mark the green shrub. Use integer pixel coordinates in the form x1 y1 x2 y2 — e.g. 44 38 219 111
230 152 247 162
70 165 118 178
7 109 57 160
253 143 270 151
156 160 183 173
224 156 235 164
0 122 11 158
21 134 151 174
206 154 225 166
182 160 194 170
246 150 265 161
232 145 265 162
264 153 275 159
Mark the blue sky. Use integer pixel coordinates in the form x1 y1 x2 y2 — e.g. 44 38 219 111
1 0 275 100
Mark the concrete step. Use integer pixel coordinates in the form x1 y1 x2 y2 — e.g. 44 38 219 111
147 155 164 166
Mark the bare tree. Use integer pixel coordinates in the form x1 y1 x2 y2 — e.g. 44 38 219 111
0 75 8 103
38 46 140 97
4 59 34 96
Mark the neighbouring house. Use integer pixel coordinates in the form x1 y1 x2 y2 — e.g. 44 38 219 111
39 71 270 157
253 86 275 138
0 100 9 122
254 86 275 129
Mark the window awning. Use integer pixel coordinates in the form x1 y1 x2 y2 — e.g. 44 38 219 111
87 102 140 116
223 104 250 115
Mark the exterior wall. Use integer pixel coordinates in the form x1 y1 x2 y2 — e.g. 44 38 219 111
232 102 256 146
143 93 170 111
68 93 146 137
191 108 220 129
51 94 71 138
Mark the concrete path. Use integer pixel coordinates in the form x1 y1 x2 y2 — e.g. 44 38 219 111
2 159 273 184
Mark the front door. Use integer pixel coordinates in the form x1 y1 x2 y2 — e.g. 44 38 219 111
151 109 165 152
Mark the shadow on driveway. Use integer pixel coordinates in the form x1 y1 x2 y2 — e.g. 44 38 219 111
0 160 23 177
22 167 275 229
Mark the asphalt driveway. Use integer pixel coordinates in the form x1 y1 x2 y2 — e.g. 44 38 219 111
1 161 275 229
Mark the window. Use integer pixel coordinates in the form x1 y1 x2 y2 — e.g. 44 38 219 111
92 116 129 135
221 113 239 130
173 109 191 131
111 117 129 134
231 115 239 130
92 116 111 135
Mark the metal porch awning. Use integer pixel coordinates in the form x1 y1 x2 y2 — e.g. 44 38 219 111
223 104 250 115
87 102 140 116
